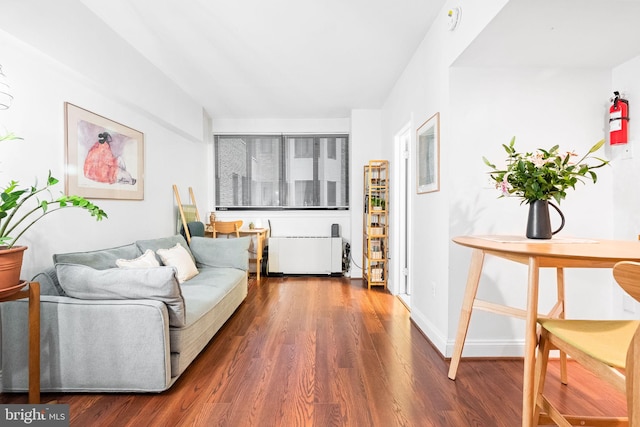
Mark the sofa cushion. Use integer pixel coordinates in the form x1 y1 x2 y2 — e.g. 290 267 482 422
116 249 161 269
55 263 186 327
157 244 199 283
170 267 246 353
179 268 246 325
53 243 142 270
189 236 250 271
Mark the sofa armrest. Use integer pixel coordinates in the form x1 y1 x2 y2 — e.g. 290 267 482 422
1 296 172 393
189 236 250 271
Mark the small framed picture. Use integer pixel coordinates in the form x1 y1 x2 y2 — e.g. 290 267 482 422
65 102 144 200
416 112 440 194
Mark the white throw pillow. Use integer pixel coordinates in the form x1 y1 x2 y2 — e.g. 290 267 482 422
156 243 199 283
116 249 160 269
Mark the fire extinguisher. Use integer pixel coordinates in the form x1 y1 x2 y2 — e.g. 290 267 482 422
609 91 629 145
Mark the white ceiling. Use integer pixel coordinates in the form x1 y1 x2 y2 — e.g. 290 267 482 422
455 0 640 68
81 0 447 119
9 1 639 121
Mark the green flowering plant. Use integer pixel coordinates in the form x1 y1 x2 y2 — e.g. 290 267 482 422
482 137 609 204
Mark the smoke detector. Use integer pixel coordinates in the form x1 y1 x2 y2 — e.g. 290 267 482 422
447 7 461 31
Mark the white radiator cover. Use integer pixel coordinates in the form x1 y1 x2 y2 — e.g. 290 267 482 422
268 237 342 275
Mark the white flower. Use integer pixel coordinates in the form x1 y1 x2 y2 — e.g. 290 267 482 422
528 152 547 168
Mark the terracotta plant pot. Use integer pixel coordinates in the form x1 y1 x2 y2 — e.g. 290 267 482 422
0 246 27 289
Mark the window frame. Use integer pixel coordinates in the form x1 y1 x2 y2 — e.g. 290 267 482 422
214 133 349 211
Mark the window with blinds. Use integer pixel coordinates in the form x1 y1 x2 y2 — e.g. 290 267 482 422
214 134 349 210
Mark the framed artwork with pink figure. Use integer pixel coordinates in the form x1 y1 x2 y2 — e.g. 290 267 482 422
65 102 144 200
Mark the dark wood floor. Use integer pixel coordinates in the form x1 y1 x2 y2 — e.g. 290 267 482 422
2 276 627 426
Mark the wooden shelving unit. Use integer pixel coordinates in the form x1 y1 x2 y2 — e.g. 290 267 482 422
363 160 389 289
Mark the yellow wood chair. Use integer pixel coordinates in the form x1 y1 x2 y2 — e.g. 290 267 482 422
212 220 242 238
533 260 640 426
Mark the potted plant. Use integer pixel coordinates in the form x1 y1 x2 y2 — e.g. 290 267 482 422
483 137 608 238
0 163 107 292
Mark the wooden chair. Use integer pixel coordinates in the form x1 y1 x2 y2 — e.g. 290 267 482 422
212 220 242 238
533 260 640 426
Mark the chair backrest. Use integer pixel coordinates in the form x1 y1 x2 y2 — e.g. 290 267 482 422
590 261 640 424
613 261 640 303
180 221 205 241
613 261 640 425
213 220 242 238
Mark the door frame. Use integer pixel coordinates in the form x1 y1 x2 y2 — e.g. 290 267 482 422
392 120 412 300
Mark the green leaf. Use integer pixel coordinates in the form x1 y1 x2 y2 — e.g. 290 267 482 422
588 139 605 154
47 176 59 186
482 156 496 168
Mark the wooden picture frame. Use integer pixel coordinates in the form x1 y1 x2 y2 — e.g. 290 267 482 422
65 102 144 200
416 112 440 194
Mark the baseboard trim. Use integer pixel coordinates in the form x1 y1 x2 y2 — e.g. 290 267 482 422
410 308 447 356
410 308 525 358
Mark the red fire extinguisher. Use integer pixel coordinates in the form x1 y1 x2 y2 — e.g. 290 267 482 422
609 91 629 145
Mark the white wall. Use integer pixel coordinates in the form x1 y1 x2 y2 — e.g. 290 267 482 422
380 0 511 354
381 0 622 357
612 54 640 318
0 27 207 280
448 66 614 356
349 110 383 279
1 0 204 143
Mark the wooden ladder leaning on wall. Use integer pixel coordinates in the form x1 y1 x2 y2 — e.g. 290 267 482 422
173 185 200 244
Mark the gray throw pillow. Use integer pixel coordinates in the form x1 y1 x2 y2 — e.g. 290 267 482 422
56 263 186 327
31 267 65 296
189 236 250 271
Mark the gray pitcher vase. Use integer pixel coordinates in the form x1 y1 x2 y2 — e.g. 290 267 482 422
526 199 565 239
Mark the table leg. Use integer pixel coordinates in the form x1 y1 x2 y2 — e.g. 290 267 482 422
256 232 263 282
448 249 485 380
522 257 540 427
555 268 568 385
28 282 40 404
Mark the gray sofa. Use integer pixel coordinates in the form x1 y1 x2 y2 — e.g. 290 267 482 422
1 234 249 393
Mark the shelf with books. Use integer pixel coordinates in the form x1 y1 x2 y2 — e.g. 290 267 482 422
363 160 389 289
